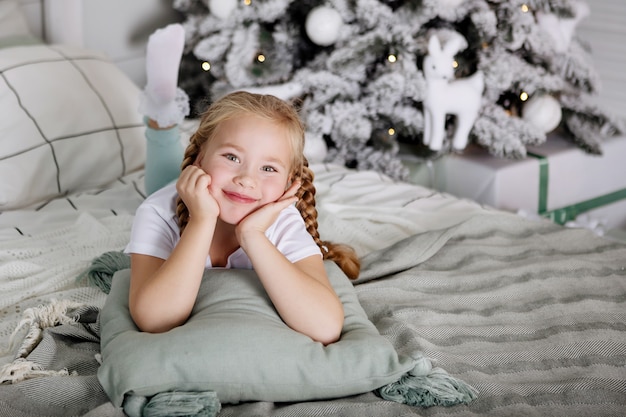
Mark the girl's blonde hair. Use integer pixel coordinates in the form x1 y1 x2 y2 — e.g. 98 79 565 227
175 91 360 279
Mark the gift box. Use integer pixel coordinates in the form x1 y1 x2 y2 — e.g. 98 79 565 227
401 133 626 231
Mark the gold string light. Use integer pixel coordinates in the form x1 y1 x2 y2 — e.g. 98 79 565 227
521 4 529 13
387 53 397 63
388 128 396 136
244 0 252 5
520 91 529 101
202 61 211 71
257 54 266 63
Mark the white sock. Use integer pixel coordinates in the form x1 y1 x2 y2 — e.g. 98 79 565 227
139 23 190 127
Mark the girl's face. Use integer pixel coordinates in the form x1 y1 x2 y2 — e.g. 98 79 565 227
197 113 294 225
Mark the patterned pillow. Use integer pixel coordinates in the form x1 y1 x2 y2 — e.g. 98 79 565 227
0 43 145 209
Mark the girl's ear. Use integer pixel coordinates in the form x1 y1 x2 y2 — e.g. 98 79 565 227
285 172 297 190
193 150 204 167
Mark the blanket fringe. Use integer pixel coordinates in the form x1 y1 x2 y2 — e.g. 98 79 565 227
77 250 130 294
0 358 75 384
124 391 221 417
377 357 478 407
9 299 84 358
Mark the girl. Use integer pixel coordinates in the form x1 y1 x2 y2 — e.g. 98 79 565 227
127 25 360 345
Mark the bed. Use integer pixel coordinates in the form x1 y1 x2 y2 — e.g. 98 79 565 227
1 1 625 416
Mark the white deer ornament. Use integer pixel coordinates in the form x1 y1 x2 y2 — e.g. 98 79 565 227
422 35 484 151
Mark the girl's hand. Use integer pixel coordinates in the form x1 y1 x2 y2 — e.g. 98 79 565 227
176 165 220 224
236 180 300 241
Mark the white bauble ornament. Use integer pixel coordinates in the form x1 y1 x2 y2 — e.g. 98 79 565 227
522 94 562 133
303 132 328 163
305 6 342 46
208 0 237 19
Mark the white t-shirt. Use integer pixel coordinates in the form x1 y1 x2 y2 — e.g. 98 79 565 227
125 183 322 268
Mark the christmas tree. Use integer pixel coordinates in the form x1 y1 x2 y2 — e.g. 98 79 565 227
173 0 625 180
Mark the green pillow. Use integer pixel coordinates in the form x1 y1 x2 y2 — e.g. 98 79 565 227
0 0 42 49
98 262 475 409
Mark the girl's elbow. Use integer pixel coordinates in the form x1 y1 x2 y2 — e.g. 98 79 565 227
315 324 342 345
130 311 159 333
129 304 178 333
313 313 344 345
316 327 342 346
134 318 172 334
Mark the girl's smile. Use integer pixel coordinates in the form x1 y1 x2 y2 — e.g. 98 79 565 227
223 190 257 204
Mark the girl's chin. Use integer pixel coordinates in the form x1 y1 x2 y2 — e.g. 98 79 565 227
217 215 242 226
218 210 250 226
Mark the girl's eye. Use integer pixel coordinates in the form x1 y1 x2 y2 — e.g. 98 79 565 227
225 154 239 162
262 166 277 173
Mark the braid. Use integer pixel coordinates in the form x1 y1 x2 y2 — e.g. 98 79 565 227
175 132 202 236
295 160 360 280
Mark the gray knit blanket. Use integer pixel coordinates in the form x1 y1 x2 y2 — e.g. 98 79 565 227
1 211 625 416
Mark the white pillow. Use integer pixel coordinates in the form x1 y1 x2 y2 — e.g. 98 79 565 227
0 43 146 209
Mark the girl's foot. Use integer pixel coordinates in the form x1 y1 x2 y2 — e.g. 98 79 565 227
139 23 189 128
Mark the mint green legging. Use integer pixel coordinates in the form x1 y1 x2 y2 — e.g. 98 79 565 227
144 118 184 195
